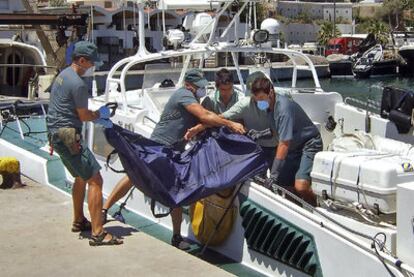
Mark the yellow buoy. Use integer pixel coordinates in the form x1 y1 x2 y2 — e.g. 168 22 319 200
0 157 21 189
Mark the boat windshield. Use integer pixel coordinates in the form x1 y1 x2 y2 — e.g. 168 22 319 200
142 63 182 90
142 63 183 113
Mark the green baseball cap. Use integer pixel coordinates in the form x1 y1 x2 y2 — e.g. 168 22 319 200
72 41 102 66
245 71 267 95
184 68 209 88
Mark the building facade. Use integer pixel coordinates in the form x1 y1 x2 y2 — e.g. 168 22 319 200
277 1 353 23
0 0 24 13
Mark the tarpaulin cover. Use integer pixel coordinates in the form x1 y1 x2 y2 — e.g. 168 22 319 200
105 125 267 208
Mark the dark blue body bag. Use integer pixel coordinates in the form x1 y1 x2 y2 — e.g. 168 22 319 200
104 125 267 209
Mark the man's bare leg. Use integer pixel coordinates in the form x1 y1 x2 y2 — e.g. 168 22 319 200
87 172 104 236
170 207 190 250
86 172 123 245
72 177 87 223
103 176 133 211
171 207 183 235
295 179 317 206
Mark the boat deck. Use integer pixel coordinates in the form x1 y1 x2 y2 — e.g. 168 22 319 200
0 176 232 277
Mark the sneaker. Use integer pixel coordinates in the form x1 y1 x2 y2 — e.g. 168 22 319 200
171 234 191 250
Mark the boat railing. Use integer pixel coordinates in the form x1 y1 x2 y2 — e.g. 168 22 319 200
104 46 323 112
344 97 381 114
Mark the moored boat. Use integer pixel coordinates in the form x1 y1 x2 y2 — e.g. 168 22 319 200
353 45 399 79
327 54 353 77
3 1 414 276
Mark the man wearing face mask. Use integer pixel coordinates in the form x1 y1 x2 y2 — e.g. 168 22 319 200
101 68 245 250
185 71 278 170
250 77 322 206
47 41 123 246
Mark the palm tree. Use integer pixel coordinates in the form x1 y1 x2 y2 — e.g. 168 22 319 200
317 22 341 46
367 21 390 46
382 0 408 30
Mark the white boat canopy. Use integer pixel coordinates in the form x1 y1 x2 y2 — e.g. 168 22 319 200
158 0 220 10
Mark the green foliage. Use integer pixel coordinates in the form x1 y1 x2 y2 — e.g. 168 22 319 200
367 21 390 45
256 1 276 23
317 22 341 46
295 12 314 24
49 0 65 7
374 0 413 29
356 19 389 44
356 20 373 33
274 14 291 24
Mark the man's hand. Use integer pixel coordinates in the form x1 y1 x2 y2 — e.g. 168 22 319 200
184 124 205 140
270 158 285 183
94 118 113 128
228 121 246 134
98 106 111 119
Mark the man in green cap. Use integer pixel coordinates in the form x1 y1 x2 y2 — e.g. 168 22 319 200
47 41 122 246
101 68 245 250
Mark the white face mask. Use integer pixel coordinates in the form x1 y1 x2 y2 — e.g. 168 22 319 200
195 87 206 98
83 65 95 77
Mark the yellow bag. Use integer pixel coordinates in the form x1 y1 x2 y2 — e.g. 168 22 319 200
190 188 237 246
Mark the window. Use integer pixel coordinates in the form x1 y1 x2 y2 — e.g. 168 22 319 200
104 1 112 8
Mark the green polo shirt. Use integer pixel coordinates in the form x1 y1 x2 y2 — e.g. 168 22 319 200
222 97 278 147
201 89 243 114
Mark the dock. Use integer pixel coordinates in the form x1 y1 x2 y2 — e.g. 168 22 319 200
0 177 232 277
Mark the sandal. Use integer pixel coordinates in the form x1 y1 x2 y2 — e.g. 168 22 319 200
89 231 123 246
71 218 92 232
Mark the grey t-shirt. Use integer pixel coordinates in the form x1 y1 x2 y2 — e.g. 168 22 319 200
47 67 89 132
151 87 199 146
272 94 319 151
222 97 278 147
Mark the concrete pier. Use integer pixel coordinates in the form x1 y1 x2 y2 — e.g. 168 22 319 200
0 177 232 277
